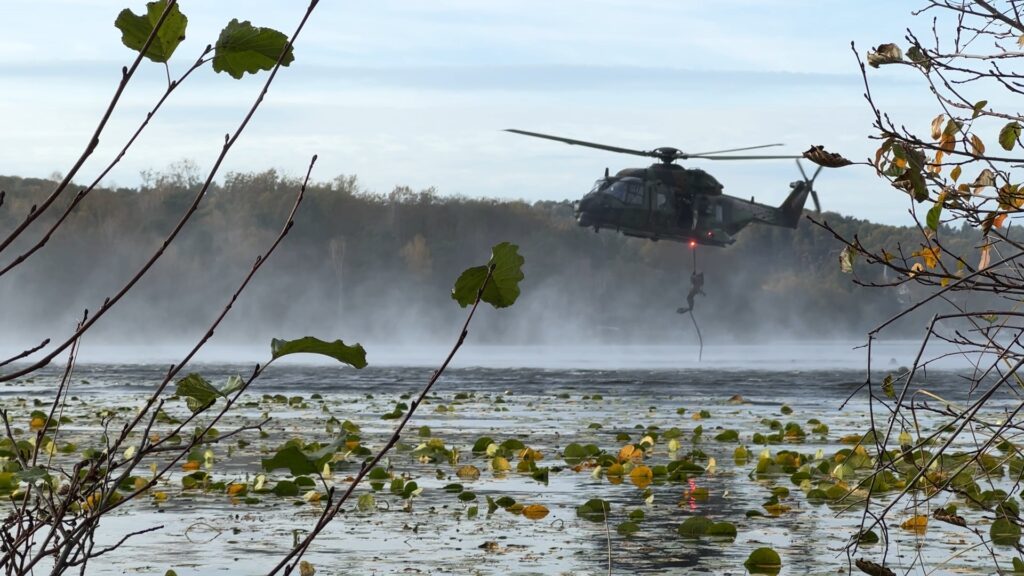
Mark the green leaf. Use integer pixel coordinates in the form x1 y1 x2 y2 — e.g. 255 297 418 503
714 430 739 442
576 498 610 522
744 547 782 573
992 517 1022 546
213 19 294 79
261 441 339 476
452 265 490 307
707 521 738 539
926 201 943 232
271 337 367 369
678 515 713 538
114 1 187 63
451 242 525 308
616 521 640 536
262 445 316 476
972 100 988 119
175 374 220 413
220 375 244 396
271 480 299 497
1000 122 1022 151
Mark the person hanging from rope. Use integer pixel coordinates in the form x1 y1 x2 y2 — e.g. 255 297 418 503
676 270 705 314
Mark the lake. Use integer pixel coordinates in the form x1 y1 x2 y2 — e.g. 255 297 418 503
0 342 1012 575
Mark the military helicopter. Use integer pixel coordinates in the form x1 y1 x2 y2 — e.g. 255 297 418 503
506 129 825 247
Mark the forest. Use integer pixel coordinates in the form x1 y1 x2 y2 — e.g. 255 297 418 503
0 170 982 347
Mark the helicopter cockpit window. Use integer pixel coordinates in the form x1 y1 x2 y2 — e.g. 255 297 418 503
656 192 668 209
604 179 644 205
590 179 609 194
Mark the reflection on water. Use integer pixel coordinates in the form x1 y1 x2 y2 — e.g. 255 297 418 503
1 357 1005 575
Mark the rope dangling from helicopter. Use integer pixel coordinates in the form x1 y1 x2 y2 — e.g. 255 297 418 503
676 246 705 361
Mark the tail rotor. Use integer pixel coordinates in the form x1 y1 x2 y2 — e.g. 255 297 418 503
796 159 824 213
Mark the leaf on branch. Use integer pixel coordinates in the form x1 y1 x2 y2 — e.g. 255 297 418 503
999 122 1022 151
970 134 985 156
950 165 962 183
906 45 930 71
802 145 852 168
270 337 367 369
451 242 525 309
930 115 945 141
839 246 856 274
912 246 941 269
867 43 903 68
926 201 943 232
978 244 992 270
972 100 987 119
972 168 996 193
175 374 221 413
115 1 188 63
213 19 295 79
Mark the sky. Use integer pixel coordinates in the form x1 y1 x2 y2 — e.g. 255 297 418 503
1 0 935 224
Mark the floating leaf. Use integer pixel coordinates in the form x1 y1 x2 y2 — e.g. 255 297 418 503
521 504 549 520
629 465 653 488
270 337 366 368
855 559 895 576
299 560 316 576
456 465 481 481
992 517 1021 546
707 521 737 539
900 514 928 532
576 498 610 522
451 242 525 308
114 1 188 63
213 19 294 79
617 520 640 535
744 547 782 574
678 515 713 538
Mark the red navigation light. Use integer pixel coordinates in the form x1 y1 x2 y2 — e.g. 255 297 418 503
688 240 697 249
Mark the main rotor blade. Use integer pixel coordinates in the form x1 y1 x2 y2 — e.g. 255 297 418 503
505 129 658 159
687 154 803 160
689 143 784 156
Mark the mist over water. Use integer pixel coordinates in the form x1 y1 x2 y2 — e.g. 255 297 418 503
0 172 978 368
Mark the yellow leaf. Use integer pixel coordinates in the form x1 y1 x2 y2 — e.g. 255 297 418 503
901 514 928 531
29 417 46 429
299 560 316 576
970 134 985 155
979 244 992 270
994 212 1009 229
629 465 653 488
521 504 550 520
912 246 941 269
303 490 321 502
226 483 246 496
1018 34 1024 47
519 447 543 462
939 133 955 153
152 491 168 502
618 444 642 462
951 165 962 182
930 114 945 140
182 460 200 471
133 477 148 491
763 503 791 516
940 276 950 287
456 465 480 480
492 456 511 472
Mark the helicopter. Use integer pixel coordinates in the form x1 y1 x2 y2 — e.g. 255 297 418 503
506 129 826 247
